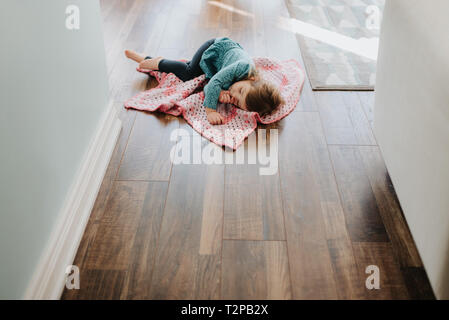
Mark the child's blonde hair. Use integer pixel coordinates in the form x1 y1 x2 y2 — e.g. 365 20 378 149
244 68 284 116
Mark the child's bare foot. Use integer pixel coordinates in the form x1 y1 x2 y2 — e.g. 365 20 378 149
124 49 145 63
138 56 163 70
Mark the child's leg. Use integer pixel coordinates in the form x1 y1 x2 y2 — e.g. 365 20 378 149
157 38 216 81
125 50 145 63
124 50 161 69
139 57 163 70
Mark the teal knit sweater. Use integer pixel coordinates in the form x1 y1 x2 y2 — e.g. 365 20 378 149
199 37 254 110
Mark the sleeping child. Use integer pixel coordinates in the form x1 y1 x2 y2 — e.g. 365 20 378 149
125 37 283 125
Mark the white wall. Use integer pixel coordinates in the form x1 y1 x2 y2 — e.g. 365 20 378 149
0 0 109 298
374 0 449 299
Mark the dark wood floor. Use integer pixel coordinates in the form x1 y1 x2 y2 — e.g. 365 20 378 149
62 0 434 300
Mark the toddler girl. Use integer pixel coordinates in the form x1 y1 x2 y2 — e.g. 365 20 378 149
125 37 283 125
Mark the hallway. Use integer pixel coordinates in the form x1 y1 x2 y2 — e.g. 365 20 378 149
62 0 434 299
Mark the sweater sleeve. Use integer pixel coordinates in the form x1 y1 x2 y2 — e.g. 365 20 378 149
203 61 250 110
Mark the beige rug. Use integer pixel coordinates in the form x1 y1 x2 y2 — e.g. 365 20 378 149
285 0 384 90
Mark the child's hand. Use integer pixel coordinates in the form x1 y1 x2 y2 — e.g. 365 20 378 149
205 107 224 125
219 90 233 104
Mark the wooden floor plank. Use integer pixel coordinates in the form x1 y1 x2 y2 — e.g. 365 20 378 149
101 0 137 56
147 164 224 299
327 238 366 299
62 269 127 300
221 240 292 299
120 182 169 299
64 181 168 299
104 0 147 74
341 92 377 145
278 112 338 299
224 131 285 241
352 242 409 299
400 267 435 300
357 91 375 129
329 145 389 242
88 107 137 223
358 146 422 267
85 181 166 270
107 0 172 99
117 112 179 181
279 111 369 299
315 92 357 145
158 2 197 50
316 92 365 145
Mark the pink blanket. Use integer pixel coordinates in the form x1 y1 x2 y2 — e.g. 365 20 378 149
125 57 305 149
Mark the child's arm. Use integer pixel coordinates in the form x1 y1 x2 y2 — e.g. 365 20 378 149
203 75 231 111
219 90 235 104
205 107 224 125
204 91 236 125
203 62 248 124
203 77 231 125
203 63 245 109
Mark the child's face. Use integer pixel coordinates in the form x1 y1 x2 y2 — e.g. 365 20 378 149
229 80 254 111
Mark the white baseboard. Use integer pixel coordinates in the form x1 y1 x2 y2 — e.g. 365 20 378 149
23 101 122 299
